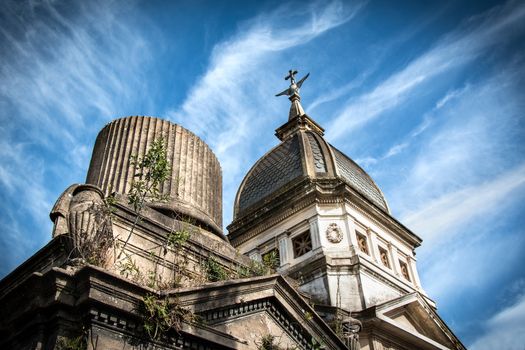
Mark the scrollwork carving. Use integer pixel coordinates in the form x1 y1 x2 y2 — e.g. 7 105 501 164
326 223 343 243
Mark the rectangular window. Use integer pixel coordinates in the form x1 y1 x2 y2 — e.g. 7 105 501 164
379 247 390 269
356 232 369 255
292 230 312 258
399 260 411 281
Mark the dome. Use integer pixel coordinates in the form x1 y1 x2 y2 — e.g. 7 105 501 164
234 127 390 218
232 73 390 221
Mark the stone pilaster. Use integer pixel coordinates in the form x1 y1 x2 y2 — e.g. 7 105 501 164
408 256 422 289
278 233 291 268
367 228 381 263
344 214 359 255
389 243 401 276
309 218 322 250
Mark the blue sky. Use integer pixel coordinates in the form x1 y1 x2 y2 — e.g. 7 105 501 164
1 0 524 347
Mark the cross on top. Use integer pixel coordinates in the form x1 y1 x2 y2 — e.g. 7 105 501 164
275 69 310 98
285 69 298 84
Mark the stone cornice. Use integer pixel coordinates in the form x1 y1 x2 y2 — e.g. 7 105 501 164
1 264 349 350
228 178 422 249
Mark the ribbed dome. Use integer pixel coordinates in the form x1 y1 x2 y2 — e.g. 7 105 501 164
234 129 389 218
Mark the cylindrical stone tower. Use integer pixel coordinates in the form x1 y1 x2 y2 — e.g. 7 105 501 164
86 116 223 236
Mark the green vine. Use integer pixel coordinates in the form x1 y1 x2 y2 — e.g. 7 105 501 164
55 333 86 350
237 250 279 278
140 294 192 341
166 228 190 249
117 137 171 260
262 249 280 270
204 256 229 282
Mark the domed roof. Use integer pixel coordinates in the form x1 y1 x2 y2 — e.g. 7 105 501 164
233 73 390 220
234 128 389 217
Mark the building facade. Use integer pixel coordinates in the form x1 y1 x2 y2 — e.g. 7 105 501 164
0 72 465 350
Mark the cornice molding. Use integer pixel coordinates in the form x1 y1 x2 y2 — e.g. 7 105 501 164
229 179 421 249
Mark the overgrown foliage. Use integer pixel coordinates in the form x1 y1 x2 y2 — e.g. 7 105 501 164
204 256 229 282
140 294 192 341
55 334 86 350
166 227 191 250
67 200 114 267
118 137 171 259
256 335 298 350
257 335 284 350
237 259 268 278
262 249 280 270
256 334 322 350
237 250 280 278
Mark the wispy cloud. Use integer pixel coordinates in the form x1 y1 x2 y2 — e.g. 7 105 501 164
404 162 525 245
0 139 51 276
421 223 524 301
470 291 525 350
0 1 152 139
434 84 470 109
166 1 363 224
0 0 155 276
326 1 525 141
386 63 525 218
362 53 525 345
306 71 369 112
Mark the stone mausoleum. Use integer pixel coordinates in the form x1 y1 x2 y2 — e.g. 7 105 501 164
0 71 466 350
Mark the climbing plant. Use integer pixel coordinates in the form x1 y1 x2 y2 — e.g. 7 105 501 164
140 294 193 341
117 137 171 259
204 256 229 282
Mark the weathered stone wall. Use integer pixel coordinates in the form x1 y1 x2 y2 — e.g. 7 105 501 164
107 196 250 289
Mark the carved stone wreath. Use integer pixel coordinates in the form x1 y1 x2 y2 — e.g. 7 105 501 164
326 223 343 243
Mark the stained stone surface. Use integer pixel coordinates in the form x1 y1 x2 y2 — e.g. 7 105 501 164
86 116 223 231
331 147 388 212
306 132 327 173
237 134 303 213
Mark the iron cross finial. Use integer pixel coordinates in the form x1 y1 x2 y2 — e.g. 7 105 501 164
285 70 298 84
275 70 310 98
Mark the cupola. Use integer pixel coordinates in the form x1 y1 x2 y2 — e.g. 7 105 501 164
232 71 389 222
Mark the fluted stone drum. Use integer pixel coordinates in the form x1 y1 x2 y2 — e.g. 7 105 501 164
86 116 223 235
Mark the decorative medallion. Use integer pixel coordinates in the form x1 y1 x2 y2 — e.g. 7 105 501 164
326 223 343 243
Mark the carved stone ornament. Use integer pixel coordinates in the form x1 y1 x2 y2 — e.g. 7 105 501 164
326 223 343 243
342 317 362 350
51 184 113 266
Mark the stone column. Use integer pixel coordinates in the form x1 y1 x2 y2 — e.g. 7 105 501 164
408 256 422 288
309 218 322 251
278 233 291 268
344 213 358 254
389 243 401 276
367 228 381 263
